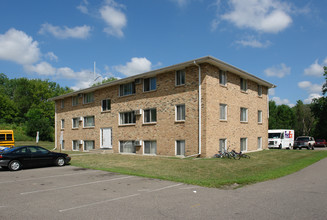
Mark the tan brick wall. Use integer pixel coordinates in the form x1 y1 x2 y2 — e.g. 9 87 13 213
202 63 269 157
56 66 200 156
55 62 269 158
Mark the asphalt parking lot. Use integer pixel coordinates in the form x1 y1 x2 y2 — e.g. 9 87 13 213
1 153 327 220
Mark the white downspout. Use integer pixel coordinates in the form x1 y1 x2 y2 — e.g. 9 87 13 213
53 103 57 150
194 61 202 156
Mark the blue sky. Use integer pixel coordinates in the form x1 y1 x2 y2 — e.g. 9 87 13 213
0 0 326 106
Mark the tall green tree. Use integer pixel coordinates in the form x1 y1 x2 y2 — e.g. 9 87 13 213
293 100 315 136
311 66 327 139
269 101 294 129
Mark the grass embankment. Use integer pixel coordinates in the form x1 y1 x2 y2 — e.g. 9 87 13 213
70 149 327 188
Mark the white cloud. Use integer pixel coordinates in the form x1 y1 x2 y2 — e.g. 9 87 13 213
39 23 91 39
271 96 294 107
303 58 327 77
303 93 322 104
268 88 275 96
100 3 127 37
264 63 291 78
77 0 89 14
45 52 58 62
24 62 56 76
219 0 292 33
235 37 271 48
0 28 40 65
115 57 152 76
171 0 190 7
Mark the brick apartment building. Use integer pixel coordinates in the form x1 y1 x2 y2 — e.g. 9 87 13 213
50 56 275 158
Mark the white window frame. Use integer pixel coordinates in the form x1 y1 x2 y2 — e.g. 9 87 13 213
175 70 185 86
119 82 135 97
83 92 94 104
119 141 136 154
258 137 262 150
143 140 157 155
258 85 262 96
72 140 79 151
240 78 247 92
219 139 227 153
240 138 247 152
143 77 157 92
101 99 111 112
219 70 227 86
258 110 262 123
72 117 79 128
61 119 65 129
176 140 185 156
220 104 227 120
175 104 185 121
240 107 248 122
83 140 95 151
72 96 78 106
83 116 95 128
143 108 157 124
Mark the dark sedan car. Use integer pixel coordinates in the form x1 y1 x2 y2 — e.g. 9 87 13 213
0 146 71 171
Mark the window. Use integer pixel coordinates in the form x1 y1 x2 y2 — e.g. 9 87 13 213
220 104 227 120
84 116 95 127
144 108 157 123
258 85 262 96
144 141 157 155
144 77 157 92
120 141 136 153
219 70 227 86
176 140 185 156
72 96 78 106
61 140 65 150
258 137 262 150
219 139 226 153
61 119 65 129
176 70 185 86
119 111 136 125
240 78 247 92
119 82 135 96
84 140 95 151
0 134 5 141
240 138 247 152
176 104 185 121
7 134 12 141
102 99 111 111
61 100 64 109
83 92 94 104
258 110 262 123
240 108 248 122
72 140 79 151
72 118 79 128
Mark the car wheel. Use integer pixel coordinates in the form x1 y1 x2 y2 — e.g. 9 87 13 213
56 157 65 166
279 144 282 149
299 147 302 150
8 160 21 171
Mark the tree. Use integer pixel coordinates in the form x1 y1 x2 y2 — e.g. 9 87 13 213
293 100 315 136
269 101 294 129
92 77 117 87
311 66 327 139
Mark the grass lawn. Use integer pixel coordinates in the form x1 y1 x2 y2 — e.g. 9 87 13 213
70 149 327 188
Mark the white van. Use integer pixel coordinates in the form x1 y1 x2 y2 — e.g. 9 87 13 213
268 129 294 149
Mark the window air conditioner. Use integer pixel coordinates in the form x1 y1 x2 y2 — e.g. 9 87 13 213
134 109 142 115
78 93 83 98
79 117 83 121
134 140 142 146
79 140 84 145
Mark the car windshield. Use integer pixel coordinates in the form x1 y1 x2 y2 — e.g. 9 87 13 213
296 137 309 142
269 133 281 139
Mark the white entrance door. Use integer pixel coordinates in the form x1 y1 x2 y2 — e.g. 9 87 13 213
100 128 112 149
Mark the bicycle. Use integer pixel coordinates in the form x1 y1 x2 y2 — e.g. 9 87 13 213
231 150 250 160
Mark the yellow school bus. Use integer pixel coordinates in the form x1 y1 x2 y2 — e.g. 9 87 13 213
0 130 15 150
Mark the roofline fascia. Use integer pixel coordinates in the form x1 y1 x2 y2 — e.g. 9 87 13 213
49 56 276 101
